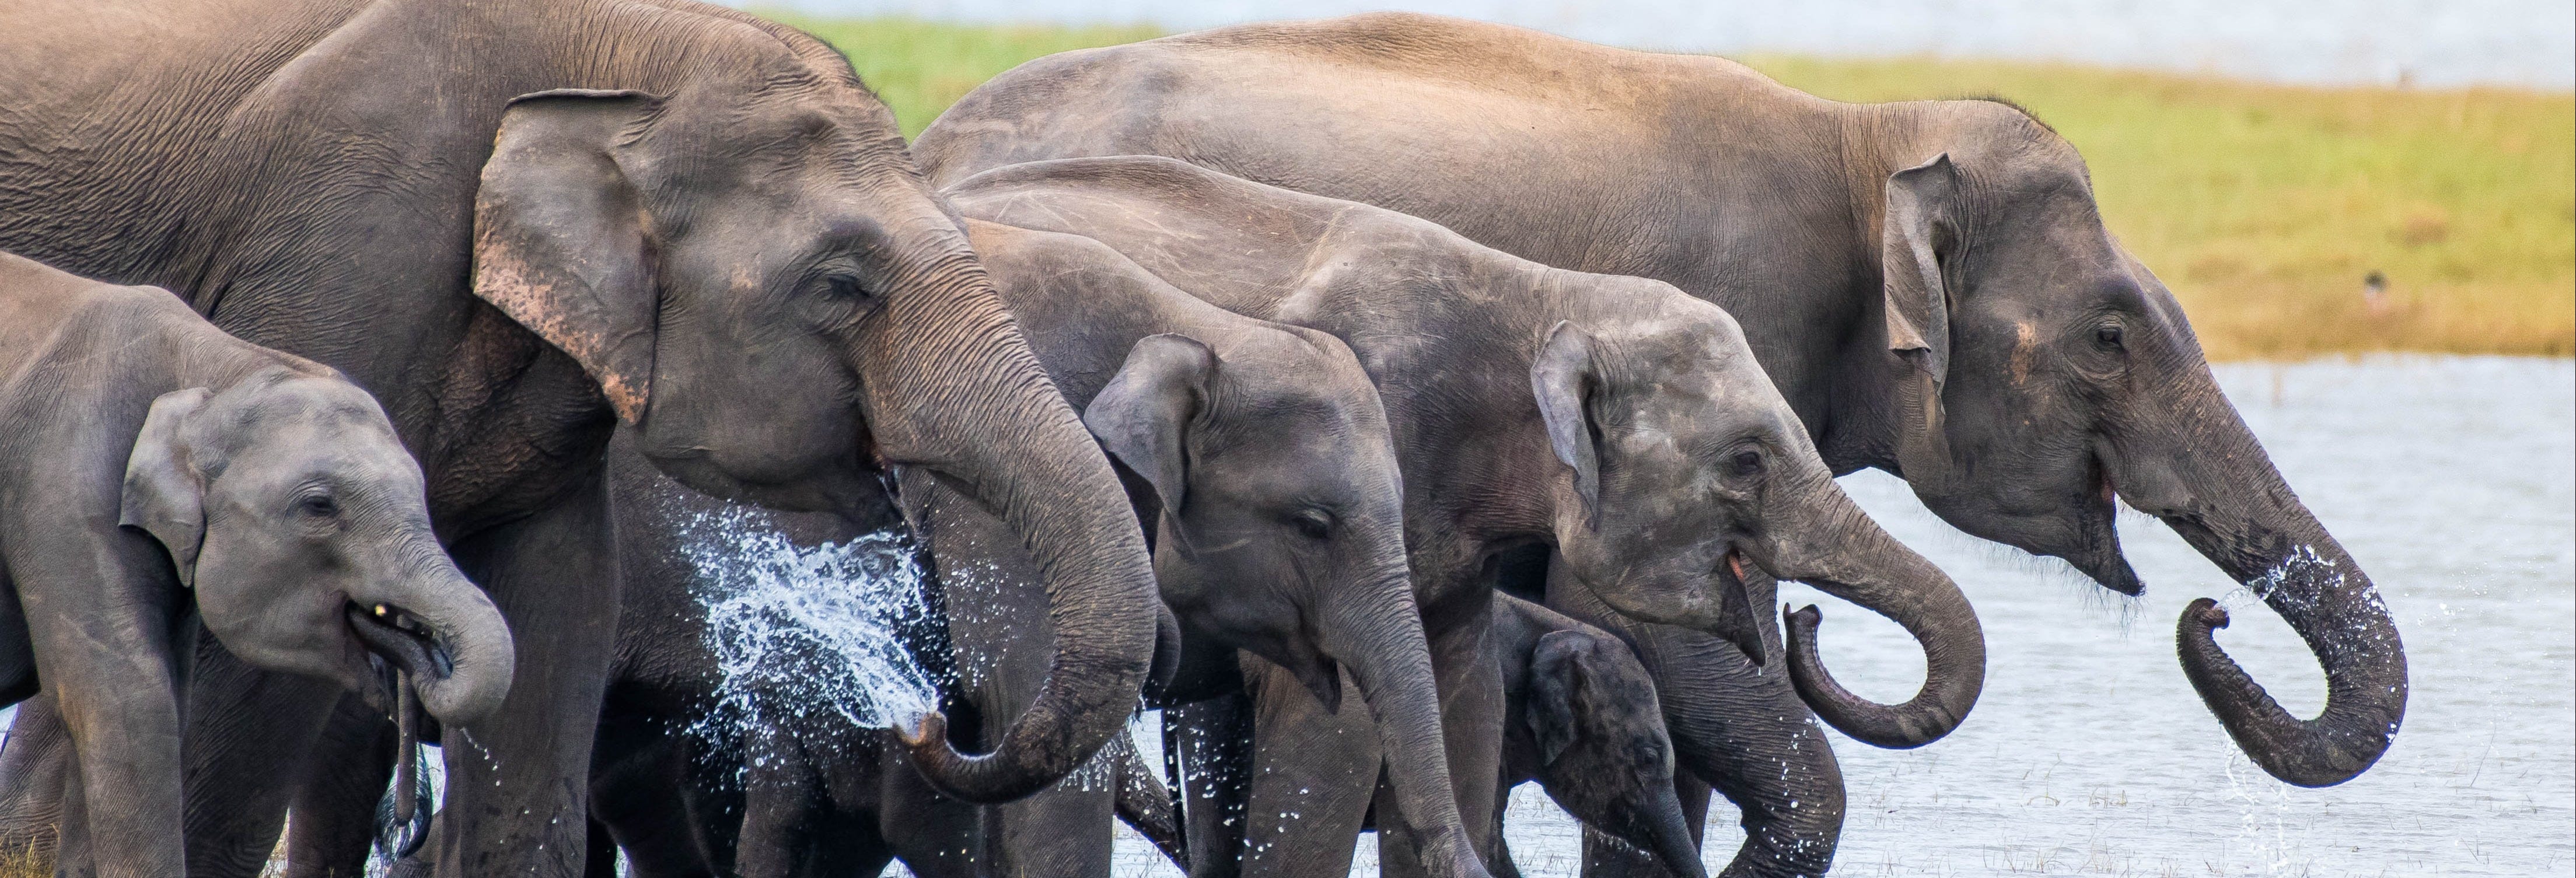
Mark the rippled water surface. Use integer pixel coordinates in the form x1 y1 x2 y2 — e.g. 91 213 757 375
1092 355 2576 877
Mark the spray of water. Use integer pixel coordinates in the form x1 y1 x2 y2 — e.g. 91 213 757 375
677 507 942 751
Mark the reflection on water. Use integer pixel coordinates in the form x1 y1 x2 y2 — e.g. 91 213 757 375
1093 356 2572 876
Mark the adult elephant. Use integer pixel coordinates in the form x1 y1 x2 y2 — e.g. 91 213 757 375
0 1 1158 874
943 156 1984 877
915 10 2405 792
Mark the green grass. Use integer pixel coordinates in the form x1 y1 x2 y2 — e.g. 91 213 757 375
777 16 2576 360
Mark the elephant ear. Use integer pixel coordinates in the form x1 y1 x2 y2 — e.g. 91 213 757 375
1882 153 1959 386
120 387 215 587
1531 321 1602 527
1083 334 1215 516
471 89 666 422
1528 630 1593 767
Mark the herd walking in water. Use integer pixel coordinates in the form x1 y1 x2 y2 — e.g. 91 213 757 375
0 2 2408 877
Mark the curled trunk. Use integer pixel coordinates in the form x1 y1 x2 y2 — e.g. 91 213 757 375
865 254 1161 804
2137 368 2406 788
1767 491 1983 750
344 542 514 729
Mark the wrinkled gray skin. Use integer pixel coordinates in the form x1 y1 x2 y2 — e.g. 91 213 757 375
0 2 1158 874
915 13 2407 801
941 156 1984 876
1488 594 1704 878
0 253 513 874
562 219 1462 878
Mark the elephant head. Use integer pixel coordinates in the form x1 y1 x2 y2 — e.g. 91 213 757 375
1537 300 1985 748
1875 103 2403 785
467 67 1154 802
1522 627 1707 878
1082 327 1485 875
121 367 513 728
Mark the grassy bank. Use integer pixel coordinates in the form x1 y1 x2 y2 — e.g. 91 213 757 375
777 15 2576 360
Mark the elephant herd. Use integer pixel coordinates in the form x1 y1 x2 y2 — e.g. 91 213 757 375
0 3 2407 877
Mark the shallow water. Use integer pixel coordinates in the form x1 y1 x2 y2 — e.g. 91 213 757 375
756 0 2576 88
1088 355 2576 877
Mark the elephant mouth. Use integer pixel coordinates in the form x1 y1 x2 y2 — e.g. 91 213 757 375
1711 548 1770 665
347 602 455 681
2073 462 2144 596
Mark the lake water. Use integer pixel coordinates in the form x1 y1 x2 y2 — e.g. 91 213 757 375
753 0 2576 89
1092 355 2576 877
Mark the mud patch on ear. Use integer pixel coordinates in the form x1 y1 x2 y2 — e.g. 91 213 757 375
121 387 215 586
471 89 666 422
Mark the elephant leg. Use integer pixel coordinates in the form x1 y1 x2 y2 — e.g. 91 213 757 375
284 693 399 878
1171 694 1252 878
1113 733 1187 870
985 738 1120 876
1238 655 1376 878
1376 609 1502 878
0 692 71 861
584 820 619 878
879 734 978 878
180 639 345 878
1487 781 1522 878
588 712 718 878
736 722 820 878
431 464 623 878
1550 566 1841 878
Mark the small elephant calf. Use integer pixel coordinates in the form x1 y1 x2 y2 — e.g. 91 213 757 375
1493 593 1707 878
0 251 512 874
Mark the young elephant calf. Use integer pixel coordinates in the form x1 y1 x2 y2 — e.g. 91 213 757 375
1490 594 1705 878
0 252 513 869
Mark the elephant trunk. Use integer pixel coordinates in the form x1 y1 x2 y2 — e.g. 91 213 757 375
344 537 515 728
1765 484 1984 749
1318 568 1493 878
861 249 1159 804
2126 367 2405 788
1642 785 1711 878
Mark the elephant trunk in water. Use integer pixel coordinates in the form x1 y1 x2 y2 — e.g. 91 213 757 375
1765 478 1986 749
2120 365 2405 788
1316 568 1486 876
859 232 1160 804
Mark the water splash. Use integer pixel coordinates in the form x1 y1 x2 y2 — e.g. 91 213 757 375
679 508 942 746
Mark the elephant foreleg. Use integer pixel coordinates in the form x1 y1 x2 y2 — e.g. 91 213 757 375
1169 693 1252 878
283 692 399 878
431 464 622 878
1239 655 1377 878
0 692 70 862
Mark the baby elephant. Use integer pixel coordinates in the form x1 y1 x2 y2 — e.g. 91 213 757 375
1493 594 1706 878
0 252 512 872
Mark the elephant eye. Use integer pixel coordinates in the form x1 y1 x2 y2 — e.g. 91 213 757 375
1729 449 1763 478
1289 510 1332 541
298 494 340 518
823 274 873 302
2094 323 2124 350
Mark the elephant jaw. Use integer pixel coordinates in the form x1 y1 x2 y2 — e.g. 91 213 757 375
346 602 472 723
